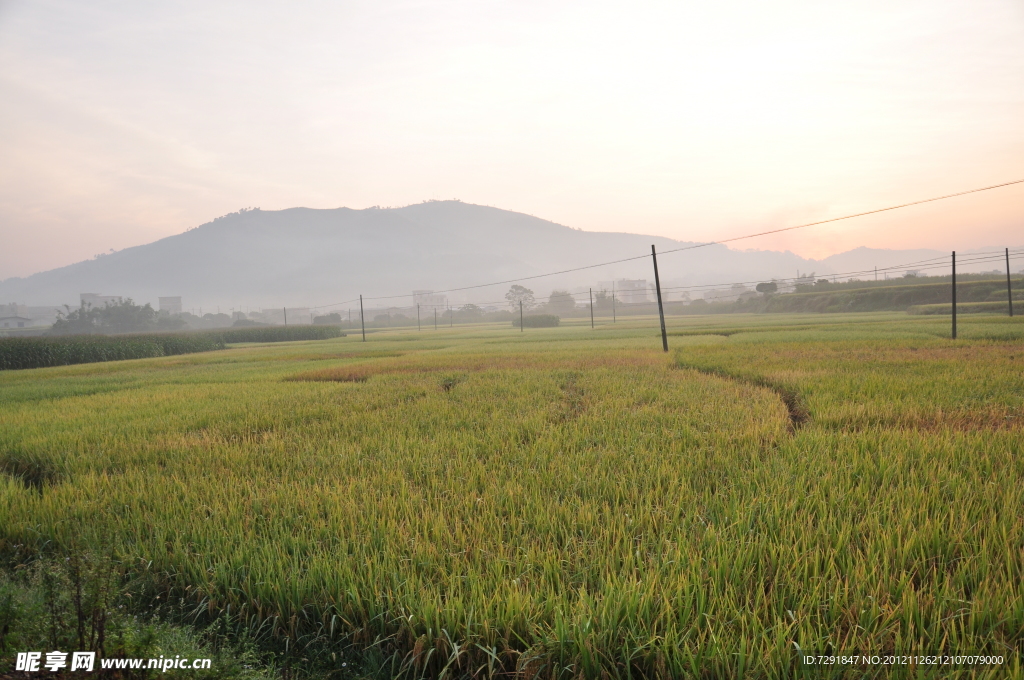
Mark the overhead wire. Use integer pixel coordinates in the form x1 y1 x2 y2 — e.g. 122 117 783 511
309 178 1024 312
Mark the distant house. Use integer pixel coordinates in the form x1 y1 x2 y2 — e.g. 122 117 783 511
0 315 32 329
159 296 183 315
413 290 447 311
80 293 122 308
1 303 28 318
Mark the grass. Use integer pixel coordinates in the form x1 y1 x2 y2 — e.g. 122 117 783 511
0 312 1022 678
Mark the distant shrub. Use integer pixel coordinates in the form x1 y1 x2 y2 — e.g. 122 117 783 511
232 319 268 327
512 314 560 328
218 325 345 344
0 333 225 371
313 313 342 325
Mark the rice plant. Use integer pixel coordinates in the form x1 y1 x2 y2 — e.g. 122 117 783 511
1 313 1021 678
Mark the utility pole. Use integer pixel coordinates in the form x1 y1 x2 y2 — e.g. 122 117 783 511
520 300 524 332
449 301 452 328
874 266 877 282
651 245 668 352
951 252 957 340
612 281 616 323
359 295 365 342
589 288 594 329
434 308 437 330
417 304 421 330
1007 247 1014 317
283 307 287 326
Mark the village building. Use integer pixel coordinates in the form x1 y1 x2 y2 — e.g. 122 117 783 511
158 296 183 315
413 290 447 311
0 315 32 329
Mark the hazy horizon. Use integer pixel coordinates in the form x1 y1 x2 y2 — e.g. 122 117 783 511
2 201 1020 316
2 0 1023 279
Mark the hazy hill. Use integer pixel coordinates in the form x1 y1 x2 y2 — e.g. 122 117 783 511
0 201 1008 310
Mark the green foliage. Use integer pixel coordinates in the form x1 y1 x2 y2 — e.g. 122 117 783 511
763 277 1020 314
0 552 275 678
50 298 166 335
0 333 225 371
664 276 1021 316
505 284 535 311
312 312 342 325
457 304 483 318
512 313 560 328
545 290 578 316
217 325 345 344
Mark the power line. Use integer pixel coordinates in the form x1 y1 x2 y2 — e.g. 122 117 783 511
658 178 1024 257
312 178 1024 310
656 249 1024 295
310 250 1023 317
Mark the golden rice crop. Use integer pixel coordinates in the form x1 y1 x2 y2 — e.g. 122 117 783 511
1 313 1022 678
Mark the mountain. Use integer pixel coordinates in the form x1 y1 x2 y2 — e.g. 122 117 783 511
0 201 1011 311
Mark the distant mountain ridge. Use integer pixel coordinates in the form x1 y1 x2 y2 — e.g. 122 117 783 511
1 201 1011 310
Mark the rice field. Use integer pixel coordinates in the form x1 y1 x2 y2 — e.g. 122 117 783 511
1 312 1022 678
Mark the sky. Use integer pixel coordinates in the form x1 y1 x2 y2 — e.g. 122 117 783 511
1 0 1022 279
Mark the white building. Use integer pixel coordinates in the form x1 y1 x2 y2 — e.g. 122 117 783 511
158 296 183 315
0 303 28 318
0 315 32 329
413 290 447 311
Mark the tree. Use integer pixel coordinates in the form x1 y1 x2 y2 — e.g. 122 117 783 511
546 290 577 316
155 315 186 331
593 290 613 312
459 304 483 318
50 302 99 335
505 285 535 311
755 282 778 296
50 298 160 335
313 312 342 325
100 299 159 333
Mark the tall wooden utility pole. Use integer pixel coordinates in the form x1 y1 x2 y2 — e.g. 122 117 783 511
951 252 957 340
589 288 594 329
652 245 668 352
1007 248 1014 318
359 296 365 342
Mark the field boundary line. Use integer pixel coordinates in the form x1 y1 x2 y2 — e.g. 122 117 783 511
674 357 810 429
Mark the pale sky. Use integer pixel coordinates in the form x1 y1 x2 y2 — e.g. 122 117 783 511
2 0 1022 279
